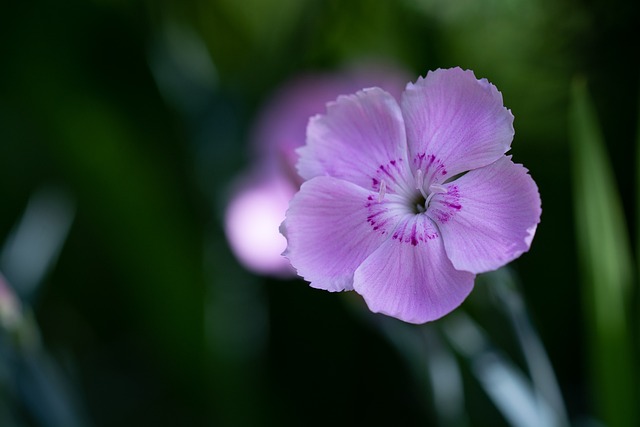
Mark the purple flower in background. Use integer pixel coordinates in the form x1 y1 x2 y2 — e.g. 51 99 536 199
224 64 409 276
282 67 541 323
225 172 297 276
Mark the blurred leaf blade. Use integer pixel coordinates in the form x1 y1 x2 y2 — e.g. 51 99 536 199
569 77 637 427
637 74 640 351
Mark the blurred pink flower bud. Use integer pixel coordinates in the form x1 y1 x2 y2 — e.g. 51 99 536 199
225 171 296 276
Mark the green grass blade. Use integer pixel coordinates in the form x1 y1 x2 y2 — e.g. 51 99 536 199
569 77 637 427
636 74 640 368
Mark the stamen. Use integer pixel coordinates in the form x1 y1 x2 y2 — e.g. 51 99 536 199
415 169 423 189
378 180 387 202
415 169 428 199
430 183 448 194
425 183 448 207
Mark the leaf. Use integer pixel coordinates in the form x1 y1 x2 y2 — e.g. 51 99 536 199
569 77 637 427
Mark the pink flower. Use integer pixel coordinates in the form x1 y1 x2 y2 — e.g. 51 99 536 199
281 67 541 323
224 64 409 277
225 171 297 276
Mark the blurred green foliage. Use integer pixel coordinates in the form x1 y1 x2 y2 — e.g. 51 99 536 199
1 0 639 426
570 79 637 427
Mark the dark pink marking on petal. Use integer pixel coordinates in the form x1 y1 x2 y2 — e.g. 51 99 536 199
390 214 439 245
372 178 380 190
428 184 462 223
413 152 447 186
371 157 410 194
410 221 419 246
365 197 397 236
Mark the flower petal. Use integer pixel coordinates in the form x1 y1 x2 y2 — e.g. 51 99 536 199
297 87 412 193
282 176 399 291
251 63 409 165
354 214 475 323
401 67 514 178
427 156 541 274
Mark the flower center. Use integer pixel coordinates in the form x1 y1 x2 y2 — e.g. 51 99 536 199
365 154 462 243
412 193 427 214
411 182 448 214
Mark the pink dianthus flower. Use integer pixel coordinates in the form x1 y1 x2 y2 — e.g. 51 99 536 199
281 67 541 323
